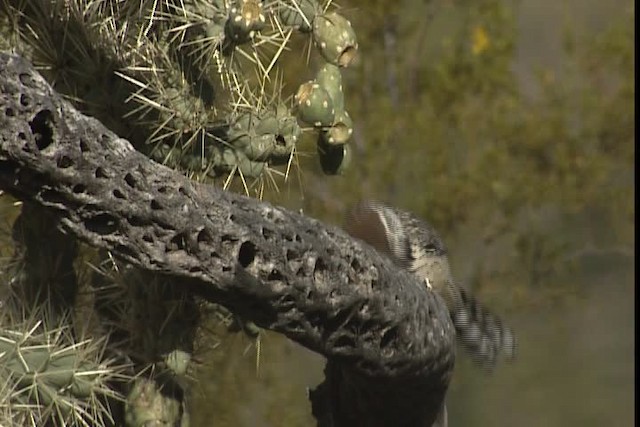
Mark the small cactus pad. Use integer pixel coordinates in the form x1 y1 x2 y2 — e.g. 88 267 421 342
225 107 300 162
279 0 321 32
225 0 267 44
315 62 344 111
313 12 358 67
295 81 335 127
321 109 353 145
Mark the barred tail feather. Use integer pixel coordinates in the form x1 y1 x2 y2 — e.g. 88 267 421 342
450 287 516 369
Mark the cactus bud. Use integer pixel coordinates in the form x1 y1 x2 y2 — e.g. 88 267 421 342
294 81 335 127
225 0 267 44
313 12 358 67
321 109 353 145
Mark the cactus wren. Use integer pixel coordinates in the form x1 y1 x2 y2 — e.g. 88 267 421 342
344 200 516 369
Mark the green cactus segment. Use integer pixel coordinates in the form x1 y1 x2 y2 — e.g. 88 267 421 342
207 146 266 178
315 62 345 111
295 81 336 127
225 106 301 161
1 337 98 398
2 0 360 186
0 320 124 426
279 0 321 32
321 109 353 145
317 136 352 175
225 0 267 45
313 12 358 67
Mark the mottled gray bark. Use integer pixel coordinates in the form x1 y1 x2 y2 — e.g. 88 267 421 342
0 52 455 426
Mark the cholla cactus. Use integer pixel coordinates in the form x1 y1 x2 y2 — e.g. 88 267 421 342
0 1 361 424
0 304 129 427
1 0 359 186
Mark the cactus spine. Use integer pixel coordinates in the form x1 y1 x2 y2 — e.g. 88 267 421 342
2 0 359 188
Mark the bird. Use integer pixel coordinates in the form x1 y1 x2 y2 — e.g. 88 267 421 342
344 200 516 369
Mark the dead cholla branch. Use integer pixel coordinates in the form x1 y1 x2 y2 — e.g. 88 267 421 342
0 52 454 426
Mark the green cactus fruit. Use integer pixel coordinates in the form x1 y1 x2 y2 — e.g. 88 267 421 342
295 81 335 127
321 109 353 145
315 62 344 111
317 135 352 175
313 12 358 67
225 0 267 45
279 0 321 32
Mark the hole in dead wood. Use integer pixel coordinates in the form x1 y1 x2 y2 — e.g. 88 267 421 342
20 94 31 107
169 232 188 251
85 213 118 235
326 309 351 332
238 240 256 267
197 229 213 244
79 138 90 152
124 173 136 188
267 269 284 281
40 189 65 206
95 167 108 178
56 155 73 168
127 216 145 227
314 257 327 274
29 109 54 151
157 186 168 193
113 189 126 199
262 227 274 240
5 107 15 117
278 294 295 308
286 249 297 261
150 199 162 210
178 187 188 196
333 335 355 349
17 132 26 140
381 326 398 349
142 234 154 243
114 243 136 261
72 183 86 194
19 72 34 87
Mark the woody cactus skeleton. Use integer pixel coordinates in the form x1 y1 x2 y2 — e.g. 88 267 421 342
0 1 360 425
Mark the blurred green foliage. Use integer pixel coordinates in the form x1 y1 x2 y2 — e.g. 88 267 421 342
298 0 633 303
